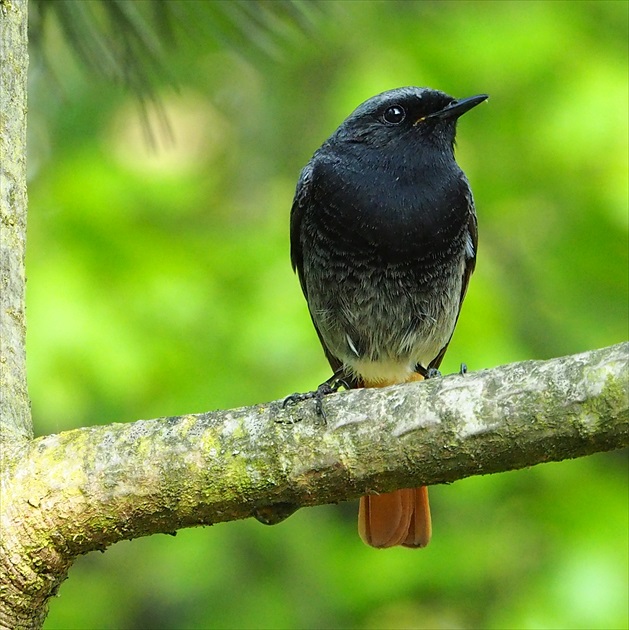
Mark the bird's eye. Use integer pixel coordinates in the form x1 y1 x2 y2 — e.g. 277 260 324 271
382 105 406 124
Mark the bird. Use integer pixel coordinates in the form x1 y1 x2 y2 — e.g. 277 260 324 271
289 86 487 548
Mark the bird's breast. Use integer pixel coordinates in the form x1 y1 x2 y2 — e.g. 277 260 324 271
313 156 467 262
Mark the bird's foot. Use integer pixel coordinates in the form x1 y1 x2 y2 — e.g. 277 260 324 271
282 369 350 421
415 364 442 379
416 362 469 379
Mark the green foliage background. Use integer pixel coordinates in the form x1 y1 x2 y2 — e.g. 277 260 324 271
25 1 627 628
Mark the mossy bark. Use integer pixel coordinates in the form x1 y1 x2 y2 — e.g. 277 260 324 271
0 0 37 626
0 0 30 442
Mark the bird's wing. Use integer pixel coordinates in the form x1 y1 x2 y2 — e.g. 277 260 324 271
428 183 478 371
290 161 352 381
289 162 312 293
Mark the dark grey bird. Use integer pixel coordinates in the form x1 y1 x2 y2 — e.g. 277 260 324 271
290 86 487 547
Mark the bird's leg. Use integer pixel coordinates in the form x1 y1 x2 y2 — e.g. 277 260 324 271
282 367 350 419
415 362 469 379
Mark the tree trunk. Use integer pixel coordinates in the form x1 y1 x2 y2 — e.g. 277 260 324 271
0 2 40 627
0 0 30 442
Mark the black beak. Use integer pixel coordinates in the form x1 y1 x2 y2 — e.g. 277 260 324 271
428 94 489 120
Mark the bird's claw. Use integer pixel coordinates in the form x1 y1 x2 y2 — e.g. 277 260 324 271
416 363 469 379
282 370 349 421
415 363 441 379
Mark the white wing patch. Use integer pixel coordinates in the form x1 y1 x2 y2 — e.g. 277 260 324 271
346 334 360 357
464 230 475 259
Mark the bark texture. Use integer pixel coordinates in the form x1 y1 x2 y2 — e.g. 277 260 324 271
0 0 30 443
1 3 35 626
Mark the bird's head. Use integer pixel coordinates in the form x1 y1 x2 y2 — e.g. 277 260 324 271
331 87 488 153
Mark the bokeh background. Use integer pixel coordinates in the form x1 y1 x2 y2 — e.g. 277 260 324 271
25 1 627 628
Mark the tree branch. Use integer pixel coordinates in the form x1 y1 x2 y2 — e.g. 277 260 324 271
2 342 627 626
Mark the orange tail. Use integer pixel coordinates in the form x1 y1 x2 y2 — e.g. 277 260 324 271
358 486 431 548
358 373 431 548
